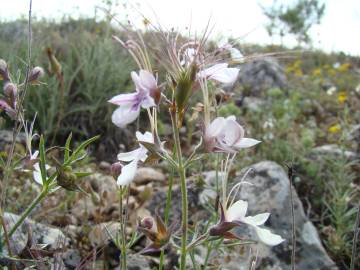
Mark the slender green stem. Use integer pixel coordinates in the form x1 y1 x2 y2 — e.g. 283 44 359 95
159 156 175 270
119 187 127 270
6 188 47 240
170 111 188 270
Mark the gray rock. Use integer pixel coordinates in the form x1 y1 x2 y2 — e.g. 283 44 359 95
114 254 151 270
134 167 166 185
237 58 287 96
3 212 69 256
200 162 337 269
0 130 26 151
235 161 337 270
311 144 358 160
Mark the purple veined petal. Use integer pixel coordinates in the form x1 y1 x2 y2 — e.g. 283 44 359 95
117 159 139 186
118 147 143 162
220 118 244 146
108 93 139 105
254 226 285 246
138 70 157 92
111 104 140 128
234 138 261 149
140 94 156 109
243 213 270 226
136 131 154 144
226 200 248 222
207 117 225 138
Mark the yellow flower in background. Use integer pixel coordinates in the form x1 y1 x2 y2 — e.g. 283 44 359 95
337 63 350 72
328 124 341 133
337 91 347 104
312 68 322 76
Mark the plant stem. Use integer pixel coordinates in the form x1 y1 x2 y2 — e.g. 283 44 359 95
7 188 47 240
159 161 175 270
119 187 127 270
350 203 360 270
170 111 187 270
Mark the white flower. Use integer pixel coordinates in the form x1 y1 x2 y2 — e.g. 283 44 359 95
198 63 239 85
205 116 261 153
226 200 285 246
116 131 153 186
109 70 157 128
33 162 50 186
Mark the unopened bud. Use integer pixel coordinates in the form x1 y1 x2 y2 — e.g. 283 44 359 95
0 59 10 81
110 162 123 179
29 66 44 83
4 83 17 99
140 217 155 230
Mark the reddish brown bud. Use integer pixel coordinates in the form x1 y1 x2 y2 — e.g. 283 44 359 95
110 162 123 179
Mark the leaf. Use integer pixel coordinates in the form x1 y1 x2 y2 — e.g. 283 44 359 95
39 135 47 185
64 132 72 162
74 172 93 178
67 135 100 165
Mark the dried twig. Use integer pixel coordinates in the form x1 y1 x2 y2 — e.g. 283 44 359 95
285 163 296 270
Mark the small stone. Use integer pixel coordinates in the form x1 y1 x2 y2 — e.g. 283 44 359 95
134 167 166 185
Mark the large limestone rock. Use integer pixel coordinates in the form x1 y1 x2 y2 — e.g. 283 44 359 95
199 161 337 270
3 212 69 256
237 58 287 96
237 161 336 269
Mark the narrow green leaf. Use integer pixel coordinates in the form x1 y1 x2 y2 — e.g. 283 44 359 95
67 135 100 165
39 135 47 185
64 132 73 162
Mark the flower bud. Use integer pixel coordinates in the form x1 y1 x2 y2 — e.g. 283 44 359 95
3 83 17 99
28 66 44 84
140 217 155 230
110 162 123 179
0 59 10 82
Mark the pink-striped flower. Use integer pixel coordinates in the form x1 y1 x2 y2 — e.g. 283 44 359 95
205 116 261 153
109 70 157 128
210 200 285 246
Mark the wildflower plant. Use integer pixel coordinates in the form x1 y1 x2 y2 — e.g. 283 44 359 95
1 39 99 258
108 23 284 269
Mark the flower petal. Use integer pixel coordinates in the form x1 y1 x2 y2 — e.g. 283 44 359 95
210 67 239 84
140 95 156 109
139 70 157 91
111 104 140 128
207 117 225 138
33 163 43 185
108 93 139 105
243 213 270 226
254 227 285 246
199 63 239 84
226 200 248 222
117 148 143 162
136 131 154 144
221 118 244 146
234 138 261 149
117 159 138 186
